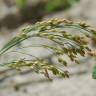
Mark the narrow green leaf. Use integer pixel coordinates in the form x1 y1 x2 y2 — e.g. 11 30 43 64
92 64 96 79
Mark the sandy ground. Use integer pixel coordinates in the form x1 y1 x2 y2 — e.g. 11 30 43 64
0 73 96 96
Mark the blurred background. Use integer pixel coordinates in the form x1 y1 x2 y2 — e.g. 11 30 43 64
0 0 96 96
